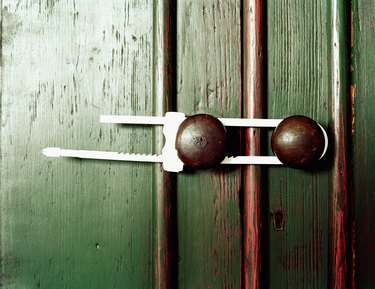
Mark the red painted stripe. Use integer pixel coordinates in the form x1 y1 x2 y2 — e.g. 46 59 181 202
153 1 175 289
242 1 265 289
330 1 349 288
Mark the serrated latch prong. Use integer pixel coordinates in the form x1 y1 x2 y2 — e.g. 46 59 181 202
43 112 187 172
42 148 163 163
101 112 186 172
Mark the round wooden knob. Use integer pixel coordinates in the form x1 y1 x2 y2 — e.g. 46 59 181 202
175 114 227 169
271 115 326 168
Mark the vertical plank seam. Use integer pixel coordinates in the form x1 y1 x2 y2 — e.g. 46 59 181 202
242 1 265 289
349 1 356 288
152 0 175 288
330 0 350 288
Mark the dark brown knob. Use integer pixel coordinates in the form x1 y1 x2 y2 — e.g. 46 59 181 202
271 115 326 168
175 114 227 169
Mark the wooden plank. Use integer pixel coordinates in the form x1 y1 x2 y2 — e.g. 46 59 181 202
267 1 332 288
176 1 242 288
242 1 266 289
352 0 375 288
0 1 154 288
152 0 175 288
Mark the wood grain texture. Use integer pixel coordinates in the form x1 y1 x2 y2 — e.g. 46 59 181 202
267 1 331 288
242 1 265 289
0 1 154 288
176 1 242 288
352 0 375 288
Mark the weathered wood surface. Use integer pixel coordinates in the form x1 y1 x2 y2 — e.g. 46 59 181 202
352 0 375 288
2 0 371 288
267 1 341 288
176 1 242 288
0 1 155 288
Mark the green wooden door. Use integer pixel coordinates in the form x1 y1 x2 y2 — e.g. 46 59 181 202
0 0 373 289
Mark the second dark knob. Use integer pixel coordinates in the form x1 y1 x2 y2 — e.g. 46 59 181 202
271 115 326 168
